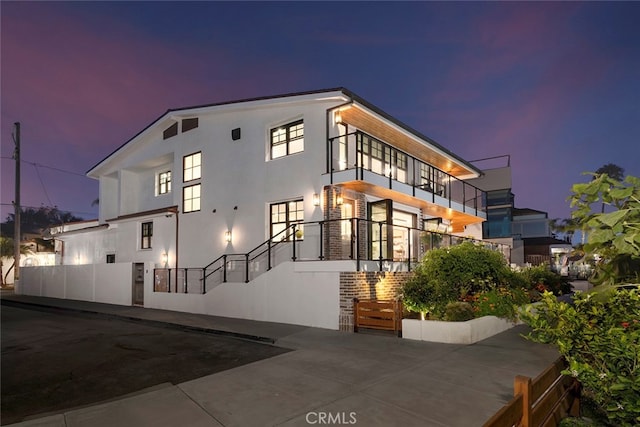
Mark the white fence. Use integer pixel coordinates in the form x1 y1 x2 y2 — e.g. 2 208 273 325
19 263 134 306
19 261 343 330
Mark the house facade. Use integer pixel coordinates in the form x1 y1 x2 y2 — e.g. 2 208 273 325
28 88 498 330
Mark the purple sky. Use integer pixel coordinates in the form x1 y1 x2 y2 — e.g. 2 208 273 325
2 2 639 223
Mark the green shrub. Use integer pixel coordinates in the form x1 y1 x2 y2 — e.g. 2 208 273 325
473 287 529 321
402 242 517 319
520 289 640 426
401 274 438 319
517 264 572 296
444 302 475 322
419 242 511 295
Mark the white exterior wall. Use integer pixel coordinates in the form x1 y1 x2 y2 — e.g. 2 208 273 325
146 261 340 330
20 261 339 329
19 263 133 306
87 97 345 269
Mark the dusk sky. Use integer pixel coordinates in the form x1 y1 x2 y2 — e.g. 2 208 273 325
2 1 639 224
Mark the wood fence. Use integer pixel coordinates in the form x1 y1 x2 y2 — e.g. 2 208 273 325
353 298 402 336
483 357 581 427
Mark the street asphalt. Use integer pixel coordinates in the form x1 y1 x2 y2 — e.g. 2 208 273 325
0 291 560 427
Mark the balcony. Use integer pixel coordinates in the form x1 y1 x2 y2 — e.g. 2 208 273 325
327 131 486 231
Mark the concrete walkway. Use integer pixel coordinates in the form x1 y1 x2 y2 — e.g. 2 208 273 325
1 293 559 427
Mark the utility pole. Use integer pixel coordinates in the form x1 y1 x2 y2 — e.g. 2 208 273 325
13 122 21 289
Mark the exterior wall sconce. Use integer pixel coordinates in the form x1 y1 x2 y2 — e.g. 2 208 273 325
334 112 342 124
336 194 344 206
161 252 168 267
312 193 320 206
224 230 232 243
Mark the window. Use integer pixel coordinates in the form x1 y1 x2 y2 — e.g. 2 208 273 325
183 184 201 213
419 163 446 196
183 152 201 182
163 122 178 140
271 120 304 159
158 171 171 195
141 222 153 249
270 199 304 240
182 118 199 133
106 254 115 263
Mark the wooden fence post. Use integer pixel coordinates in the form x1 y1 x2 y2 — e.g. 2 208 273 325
514 375 532 427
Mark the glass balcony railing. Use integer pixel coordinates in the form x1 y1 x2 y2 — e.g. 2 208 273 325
328 131 486 216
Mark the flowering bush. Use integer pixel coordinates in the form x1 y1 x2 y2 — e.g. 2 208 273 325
520 288 640 426
402 242 531 320
402 242 511 318
472 287 529 321
517 264 572 297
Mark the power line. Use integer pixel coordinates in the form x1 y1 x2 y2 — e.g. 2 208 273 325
33 164 54 206
0 156 87 177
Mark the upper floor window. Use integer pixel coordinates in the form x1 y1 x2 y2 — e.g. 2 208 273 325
270 199 304 241
183 184 201 213
183 152 201 182
271 120 304 159
141 222 153 249
158 171 171 195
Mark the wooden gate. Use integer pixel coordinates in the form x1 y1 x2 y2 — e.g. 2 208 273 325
353 298 402 336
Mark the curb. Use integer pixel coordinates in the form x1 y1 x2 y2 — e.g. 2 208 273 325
0 298 277 345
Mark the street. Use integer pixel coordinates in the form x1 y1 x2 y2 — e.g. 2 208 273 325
1 303 289 425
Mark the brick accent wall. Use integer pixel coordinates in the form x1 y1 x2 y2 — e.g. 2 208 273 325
323 185 368 260
339 271 413 332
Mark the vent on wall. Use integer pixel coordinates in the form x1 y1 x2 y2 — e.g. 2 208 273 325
232 128 241 141
163 122 178 140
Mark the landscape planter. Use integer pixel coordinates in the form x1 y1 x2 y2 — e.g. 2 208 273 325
401 316 518 344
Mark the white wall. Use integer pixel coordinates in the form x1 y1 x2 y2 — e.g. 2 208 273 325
19 261 340 330
84 96 346 271
146 261 341 330
19 263 133 306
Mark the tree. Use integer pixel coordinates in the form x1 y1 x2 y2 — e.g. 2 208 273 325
550 217 578 243
594 163 625 213
569 172 640 285
0 237 31 287
2 206 83 238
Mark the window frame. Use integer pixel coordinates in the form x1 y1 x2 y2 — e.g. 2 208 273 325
183 183 201 213
183 152 202 182
141 222 153 249
270 199 304 241
270 119 304 160
158 170 172 195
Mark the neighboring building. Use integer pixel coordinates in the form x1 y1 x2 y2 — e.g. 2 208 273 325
29 88 497 329
468 156 570 268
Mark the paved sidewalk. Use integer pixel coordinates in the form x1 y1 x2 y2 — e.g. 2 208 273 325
1 293 559 427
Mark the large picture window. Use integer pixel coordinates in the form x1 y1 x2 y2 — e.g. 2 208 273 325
270 199 304 240
183 152 201 182
183 184 201 213
141 222 153 249
270 120 304 159
158 171 171 195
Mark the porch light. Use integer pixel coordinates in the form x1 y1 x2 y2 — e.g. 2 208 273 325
312 193 320 206
336 194 344 206
224 230 232 243
162 252 168 267
334 112 342 124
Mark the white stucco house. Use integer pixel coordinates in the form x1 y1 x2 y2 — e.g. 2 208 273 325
22 88 503 330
